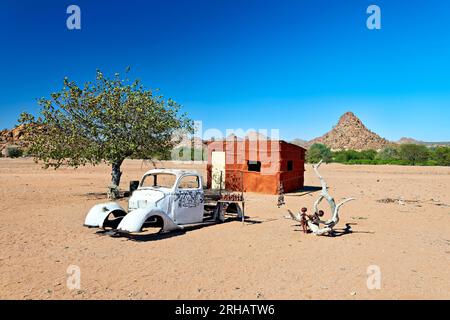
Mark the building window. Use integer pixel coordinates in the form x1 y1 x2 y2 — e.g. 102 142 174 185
247 160 261 172
287 160 294 171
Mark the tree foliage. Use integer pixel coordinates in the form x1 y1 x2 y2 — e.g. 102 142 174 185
376 146 400 161
309 144 450 166
19 69 193 188
398 144 429 165
333 149 377 163
432 146 450 166
306 143 332 163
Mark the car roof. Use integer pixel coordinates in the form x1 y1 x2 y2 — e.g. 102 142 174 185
142 168 199 178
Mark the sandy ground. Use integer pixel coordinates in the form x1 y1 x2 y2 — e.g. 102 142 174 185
0 158 449 300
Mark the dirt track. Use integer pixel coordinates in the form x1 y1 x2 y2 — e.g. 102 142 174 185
0 159 449 299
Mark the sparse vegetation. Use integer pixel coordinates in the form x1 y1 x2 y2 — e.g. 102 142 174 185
4 146 23 158
306 144 450 166
306 143 332 163
432 146 450 166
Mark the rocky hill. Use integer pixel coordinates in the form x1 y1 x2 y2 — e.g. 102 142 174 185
308 112 391 151
0 125 28 155
397 137 422 145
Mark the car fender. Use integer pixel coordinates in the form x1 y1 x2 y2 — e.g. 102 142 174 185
84 202 127 228
116 206 181 233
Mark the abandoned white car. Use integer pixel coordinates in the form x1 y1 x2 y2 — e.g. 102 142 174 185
84 169 244 234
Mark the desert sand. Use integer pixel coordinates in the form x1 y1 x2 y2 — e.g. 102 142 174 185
0 158 449 300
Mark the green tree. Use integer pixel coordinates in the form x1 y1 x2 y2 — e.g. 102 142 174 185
399 144 429 165
332 150 360 163
19 69 193 190
376 146 400 161
306 143 332 163
432 146 450 166
359 149 377 160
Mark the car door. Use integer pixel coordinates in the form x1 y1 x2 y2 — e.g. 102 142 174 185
173 174 204 224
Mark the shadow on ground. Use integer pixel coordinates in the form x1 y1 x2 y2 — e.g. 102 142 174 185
292 223 375 238
94 216 270 242
285 186 322 197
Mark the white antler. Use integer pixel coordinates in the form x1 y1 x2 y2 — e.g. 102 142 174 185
310 160 355 235
313 160 336 215
326 198 355 227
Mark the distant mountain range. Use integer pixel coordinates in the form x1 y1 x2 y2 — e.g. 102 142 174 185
2 112 449 154
396 137 450 147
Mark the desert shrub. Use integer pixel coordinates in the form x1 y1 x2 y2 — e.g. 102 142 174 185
388 159 410 165
376 146 400 161
303 144 448 167
424 159 439 166
306 143 332 163
333 150 358 163
346 159 372 165
332 149 377 163
5 146 23 158
359 149 377 160
399 144 429 165
431 146 450 166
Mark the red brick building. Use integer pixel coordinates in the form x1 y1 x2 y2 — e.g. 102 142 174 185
206 138 306 194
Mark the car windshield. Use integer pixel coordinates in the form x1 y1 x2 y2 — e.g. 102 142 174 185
141 173 177 189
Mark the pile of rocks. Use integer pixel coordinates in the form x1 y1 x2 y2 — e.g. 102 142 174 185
308 112 392 151
0 125 28 156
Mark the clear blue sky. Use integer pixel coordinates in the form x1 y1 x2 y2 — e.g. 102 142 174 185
1 0 449 141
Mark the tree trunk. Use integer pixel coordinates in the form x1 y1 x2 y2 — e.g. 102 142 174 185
111 160 124 187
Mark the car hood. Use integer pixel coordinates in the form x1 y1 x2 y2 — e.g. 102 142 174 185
129 188 167 209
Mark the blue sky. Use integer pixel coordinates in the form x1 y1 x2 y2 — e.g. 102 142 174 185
1 0 449 141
